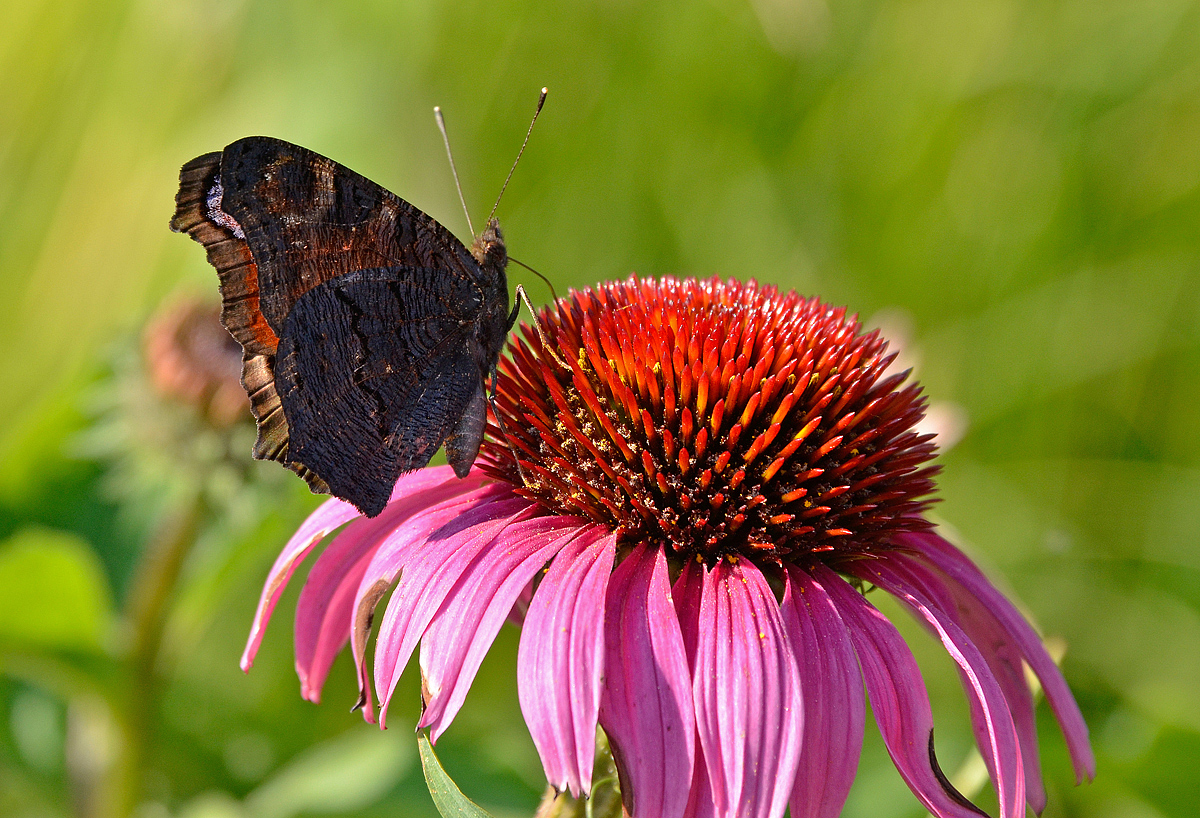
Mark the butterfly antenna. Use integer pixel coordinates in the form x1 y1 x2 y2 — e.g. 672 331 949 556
510 256 559 302
488 87 548 224
435 105 475 237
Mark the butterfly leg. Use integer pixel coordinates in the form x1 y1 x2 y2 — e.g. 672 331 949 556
511 284 569 370
485 365 536 489
486 283 569 487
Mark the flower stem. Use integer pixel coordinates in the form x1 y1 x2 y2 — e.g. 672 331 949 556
92 490 203 818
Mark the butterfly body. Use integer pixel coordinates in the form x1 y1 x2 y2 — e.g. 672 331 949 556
171 136 511 517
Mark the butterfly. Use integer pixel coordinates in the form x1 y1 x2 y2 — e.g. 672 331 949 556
169 135 516 517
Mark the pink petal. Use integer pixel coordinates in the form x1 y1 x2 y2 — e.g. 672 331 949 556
854 560 1025 818
507 581 534 627
242 498 360 672
682 745 717 818
780 567 865 818
419 515 589 742
672 564 710 818
682 560 802 818
516 526 616 796
370 492 537 727
672 558 704 660
599 545 695 818
816 564 991 818
293 472 482 702
673 565 712 818
295 525 376 703
349 483 507 722
903 531 1096 784
893 552 1048 813
243 467 470 673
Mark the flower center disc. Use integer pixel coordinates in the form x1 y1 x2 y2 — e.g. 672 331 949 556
478 277 939 567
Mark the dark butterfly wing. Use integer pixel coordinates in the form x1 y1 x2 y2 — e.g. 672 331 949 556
216 137 483 331
171 150 311 486
274 267 489 517
170 137 499 504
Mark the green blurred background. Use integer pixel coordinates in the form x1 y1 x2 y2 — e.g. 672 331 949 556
2 0 1198 816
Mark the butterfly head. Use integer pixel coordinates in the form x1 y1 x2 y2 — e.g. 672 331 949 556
471 217 507 272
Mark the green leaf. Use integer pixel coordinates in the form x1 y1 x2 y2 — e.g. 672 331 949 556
0 527 112 651
418 733 496 818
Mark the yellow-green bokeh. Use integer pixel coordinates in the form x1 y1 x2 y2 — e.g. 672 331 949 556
2 1 1199 816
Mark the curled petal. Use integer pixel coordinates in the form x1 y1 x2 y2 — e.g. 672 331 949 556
517 526 616 796
902 532 1096 784
683 559 802 818
600 545 695 818
853 560 1025 818
294 521 379 703
817 564 991 818
371 492 536 726
349 483 507 721
418 515 588 740
781 567 865 818
242 495 358 672
294 472 483 702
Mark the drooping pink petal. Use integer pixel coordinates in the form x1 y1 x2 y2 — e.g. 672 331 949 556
296 518 383 703
244 467 471 673
817 564 991 818
294 471 486 702
853 560 1025 818
349 483 508 722
241 495 359 672
682 559 802 818
891 552 1048 813
371 492 537 726
419 515 591 742
780 566 865 818
599 545 695 818
673 564 713 818
682 743 717 818
507 581 534 627
516 526 616 796
902 531 1096 784
672 559 704 661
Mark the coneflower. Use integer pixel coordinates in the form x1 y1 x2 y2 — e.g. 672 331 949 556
241 276 1093 818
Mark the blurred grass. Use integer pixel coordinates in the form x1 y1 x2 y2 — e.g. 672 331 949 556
2 0 1199 816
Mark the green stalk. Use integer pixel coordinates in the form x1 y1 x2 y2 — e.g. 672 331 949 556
93 491 203 818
